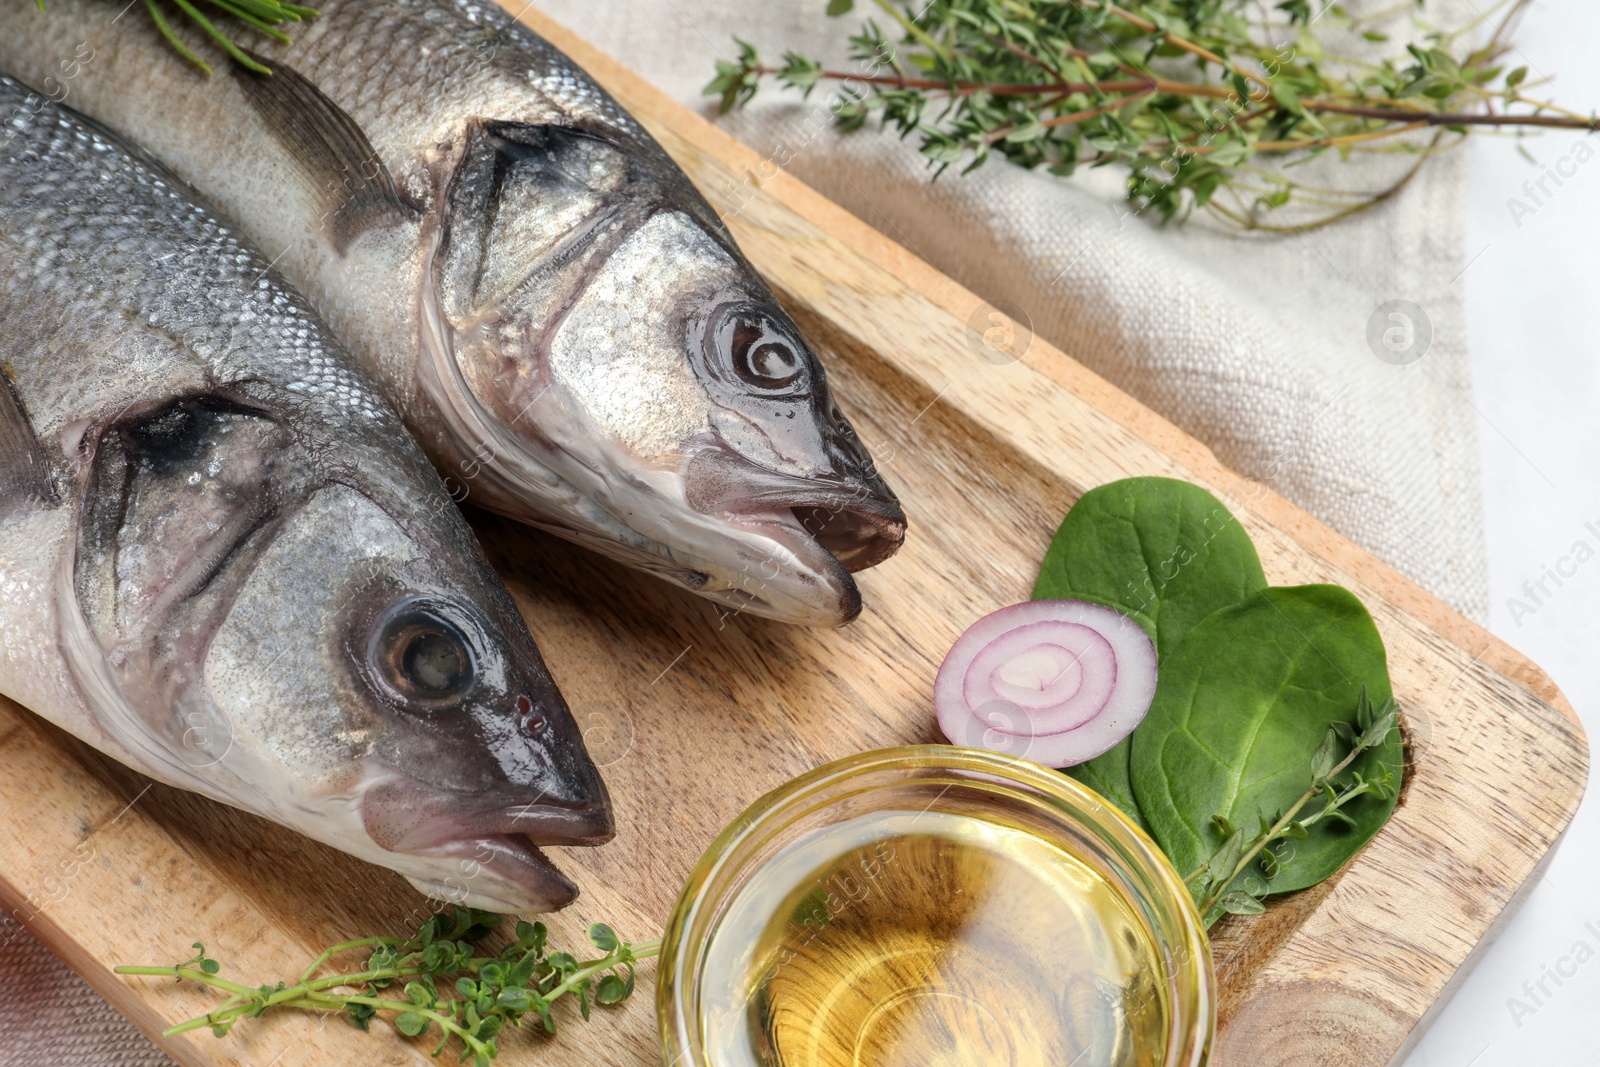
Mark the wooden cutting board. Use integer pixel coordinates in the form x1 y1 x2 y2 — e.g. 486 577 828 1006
0 6 1585 1066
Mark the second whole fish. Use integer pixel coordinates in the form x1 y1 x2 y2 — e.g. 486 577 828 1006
0 0 908 626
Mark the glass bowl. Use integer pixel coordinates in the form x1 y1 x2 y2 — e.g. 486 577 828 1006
658 745 1214 1067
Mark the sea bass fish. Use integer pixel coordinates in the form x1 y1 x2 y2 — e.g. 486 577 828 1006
0 78 611 913
0 0 906 626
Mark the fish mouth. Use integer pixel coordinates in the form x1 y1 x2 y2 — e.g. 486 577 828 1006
362 777 615 912
743 497 905 572
683 450 907 626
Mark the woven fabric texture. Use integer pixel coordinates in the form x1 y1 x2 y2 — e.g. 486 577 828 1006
0 920 172 1067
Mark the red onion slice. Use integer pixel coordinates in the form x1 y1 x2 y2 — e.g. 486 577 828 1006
935 599 1158 768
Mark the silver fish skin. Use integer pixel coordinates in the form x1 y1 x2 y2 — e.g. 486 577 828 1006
0 0 906 627
0 78 611 912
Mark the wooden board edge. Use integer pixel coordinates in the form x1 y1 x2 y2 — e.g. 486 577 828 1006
0 706 454 1067
1383 822 1577 1066
0 851 207 1067
1222 735 1587 1049
513 6 1582 735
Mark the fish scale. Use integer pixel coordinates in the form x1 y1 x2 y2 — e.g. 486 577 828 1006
0 115 367 434
0 78 612 913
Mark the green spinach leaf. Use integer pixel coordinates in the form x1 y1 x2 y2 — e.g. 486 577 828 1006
1065 738 1144 827
1129 585 1400 895
1033 477 1268 655
1034 477 1268 823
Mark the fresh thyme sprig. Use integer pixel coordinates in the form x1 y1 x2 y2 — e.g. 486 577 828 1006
116 908 660 1066
707 0 1598 228
35 0 319 74
1184 686 1399 926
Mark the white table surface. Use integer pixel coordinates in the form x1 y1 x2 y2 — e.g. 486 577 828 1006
1403 2 1600 1064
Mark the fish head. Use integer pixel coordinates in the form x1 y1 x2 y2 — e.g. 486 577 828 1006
66 387 610 912
427 122 906 626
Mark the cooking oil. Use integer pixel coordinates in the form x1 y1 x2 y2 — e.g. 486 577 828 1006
695 809 1169 1067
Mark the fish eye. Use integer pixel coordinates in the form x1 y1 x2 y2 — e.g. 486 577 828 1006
371 601 478 705
746 339 800 384
720 307 805 391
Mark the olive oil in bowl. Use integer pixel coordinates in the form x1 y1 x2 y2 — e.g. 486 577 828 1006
659 748 1213 1067
708 811 1166 1066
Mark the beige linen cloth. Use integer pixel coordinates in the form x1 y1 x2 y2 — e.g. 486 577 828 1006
0 1 1483 1063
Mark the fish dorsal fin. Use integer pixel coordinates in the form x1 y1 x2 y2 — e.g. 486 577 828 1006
0 367 51 517
231 52 413 252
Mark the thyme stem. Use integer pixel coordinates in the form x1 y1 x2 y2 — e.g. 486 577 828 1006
709 0 1600 226
117 910 659 1059
747 66 1600 132
1192 738 1378 917
1182 689 1400 923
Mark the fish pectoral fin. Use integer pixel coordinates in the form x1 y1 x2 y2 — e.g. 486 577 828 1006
0 367 52 519
230 50 414 253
